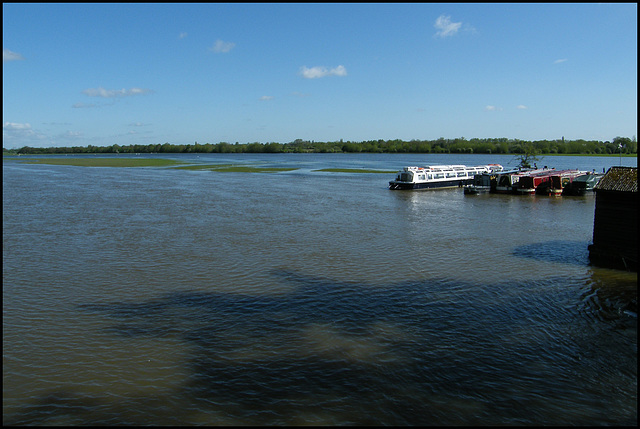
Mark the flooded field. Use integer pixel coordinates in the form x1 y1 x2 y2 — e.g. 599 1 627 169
3 153 636 425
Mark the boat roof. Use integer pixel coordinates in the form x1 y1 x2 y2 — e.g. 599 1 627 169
405 164 499 171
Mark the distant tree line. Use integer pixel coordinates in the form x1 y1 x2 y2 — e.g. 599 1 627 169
5 136 637 155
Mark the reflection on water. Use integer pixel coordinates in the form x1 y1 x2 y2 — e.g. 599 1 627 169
2 154 636 425
513 240 591 266
5 269 636 425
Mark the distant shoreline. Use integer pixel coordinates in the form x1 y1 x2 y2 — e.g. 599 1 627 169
3 137 636 157
3 152 636 158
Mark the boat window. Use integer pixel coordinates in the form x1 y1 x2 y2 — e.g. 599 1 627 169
446 173 456 178
434 173 444 179
418 174 425 181
457 172 467 177
427 174 433 180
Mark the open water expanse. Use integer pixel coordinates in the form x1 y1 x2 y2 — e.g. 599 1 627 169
3 153 637 425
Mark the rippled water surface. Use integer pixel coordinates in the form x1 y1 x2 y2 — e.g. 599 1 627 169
3 153 637 425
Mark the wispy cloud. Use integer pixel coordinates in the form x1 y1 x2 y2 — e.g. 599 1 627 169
82 87 154 98
3 122 32 131
178 32 188 39
3 48 25 62
434 15 462 38
209 39 236 53
259 96 274 101
484 105 504 111
57 130 84 140
300 65 347 79
554 58 568 64
516 105 528 110
72 102 98 109
3 122 48 146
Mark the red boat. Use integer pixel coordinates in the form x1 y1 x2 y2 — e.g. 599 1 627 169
492 168 552 194
517 169 582 195
541 170 586 196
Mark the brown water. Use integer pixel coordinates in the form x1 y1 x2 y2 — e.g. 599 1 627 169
3 154 637 425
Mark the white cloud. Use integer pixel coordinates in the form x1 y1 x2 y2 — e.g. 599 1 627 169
82 87 154 98
260 96 274 101
179 32 188 39
516 105 528 110
209 39 236 53
4 122 32 131
3 48 25 62
58 130 83 139
300 65 347 79
434 15 462 38
3 122 48 147
484 105 503 111
554 58 568 64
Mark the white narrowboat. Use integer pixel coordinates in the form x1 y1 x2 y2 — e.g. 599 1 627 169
389 164 503 190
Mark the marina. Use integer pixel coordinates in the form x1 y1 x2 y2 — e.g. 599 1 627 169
460 168 605 197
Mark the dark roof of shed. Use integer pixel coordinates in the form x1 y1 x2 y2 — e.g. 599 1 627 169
595 166 637 192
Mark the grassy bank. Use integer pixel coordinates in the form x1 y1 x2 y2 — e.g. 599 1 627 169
9 158 298 173
174 164 298 173
13 158 183 168
8 157 400 173
315 168 397 173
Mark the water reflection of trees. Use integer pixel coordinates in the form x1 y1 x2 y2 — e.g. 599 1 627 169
4 269 637 425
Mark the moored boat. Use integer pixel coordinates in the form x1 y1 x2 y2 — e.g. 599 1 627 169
562 172 603 196
463 172 493 194
464 168 521 195
516 169 574 195
538 170 586 196
492 168 553 194
389 164 503 190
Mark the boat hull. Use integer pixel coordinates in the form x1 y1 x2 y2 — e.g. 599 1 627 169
492 186 518 194
517 188 537 195
463 185 491 194
390 178 472 190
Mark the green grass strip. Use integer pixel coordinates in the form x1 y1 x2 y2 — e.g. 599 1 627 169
15 158 183 168
172 164 233 170
210 166 298 173
10 158 394 173
172 164 297 172
314 168 397 173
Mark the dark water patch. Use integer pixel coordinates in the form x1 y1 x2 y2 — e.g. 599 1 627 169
64 270 639 425
512 240 591 266
579 270 638 323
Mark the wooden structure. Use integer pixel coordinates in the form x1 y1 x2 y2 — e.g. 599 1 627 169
588 166 637 271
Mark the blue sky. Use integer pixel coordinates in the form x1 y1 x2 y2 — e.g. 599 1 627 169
2 3 637 149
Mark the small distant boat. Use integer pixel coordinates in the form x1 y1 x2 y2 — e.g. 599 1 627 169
389 164 503 190
562 172 603 196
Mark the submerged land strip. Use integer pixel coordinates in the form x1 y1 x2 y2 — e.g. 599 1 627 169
6 157 395 173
